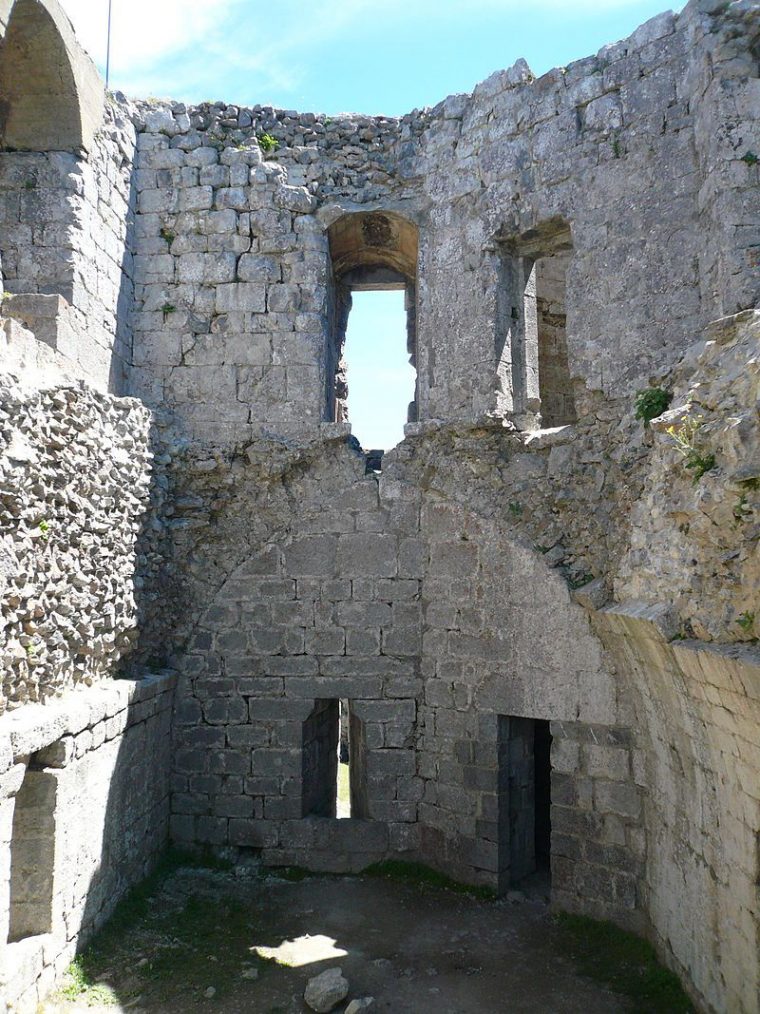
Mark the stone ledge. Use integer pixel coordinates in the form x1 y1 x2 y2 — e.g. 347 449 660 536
0 671 177 772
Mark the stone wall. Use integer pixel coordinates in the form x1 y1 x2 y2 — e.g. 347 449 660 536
618 309 760 643
0 671 176 1014
0 0 758 1011
169 437 425 871
126 3 759 443
590 603 760 1014
0 99 136 390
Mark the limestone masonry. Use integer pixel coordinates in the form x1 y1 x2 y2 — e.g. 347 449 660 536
0 0 758 1010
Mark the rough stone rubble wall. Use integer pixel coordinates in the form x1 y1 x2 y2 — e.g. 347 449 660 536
0 368 165 714
619 310 760 643
0 672 175 1014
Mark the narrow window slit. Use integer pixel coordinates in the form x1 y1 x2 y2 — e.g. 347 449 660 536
301 699 368 820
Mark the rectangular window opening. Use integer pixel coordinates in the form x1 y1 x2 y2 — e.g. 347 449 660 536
498 220 576 430
535 252 576 428
497 716 552 893
302 699 369 820
8 758 57 943
337 698 351 818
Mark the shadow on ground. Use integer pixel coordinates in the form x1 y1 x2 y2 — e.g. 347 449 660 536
42 859 691 1014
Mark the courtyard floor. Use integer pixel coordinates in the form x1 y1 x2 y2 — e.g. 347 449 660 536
43 859 691 1013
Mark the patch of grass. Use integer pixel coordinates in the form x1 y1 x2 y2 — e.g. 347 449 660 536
554 912 694 1013
59 848 245 1004
60 957 118 1004
568 572 594 590
269 865 311 881
666 416 716 483
364 860 496 900
737 611 755 633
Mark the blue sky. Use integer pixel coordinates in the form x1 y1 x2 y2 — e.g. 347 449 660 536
61 0 680 449
62 0 679 116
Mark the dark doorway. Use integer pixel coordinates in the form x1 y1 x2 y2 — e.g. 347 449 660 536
497 716 552 892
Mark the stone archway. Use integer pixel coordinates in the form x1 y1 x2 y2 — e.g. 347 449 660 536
0 0 103 152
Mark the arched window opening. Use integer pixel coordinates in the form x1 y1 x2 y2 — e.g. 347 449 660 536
327 212 419 457
498 218 577 430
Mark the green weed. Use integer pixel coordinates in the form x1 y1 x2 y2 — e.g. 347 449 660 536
634 386 671 425
364 860 496 900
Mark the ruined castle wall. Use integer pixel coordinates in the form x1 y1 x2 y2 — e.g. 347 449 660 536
169 438 425 869
0 672 175 1013
125 5 757 442
687 1 760 318
414 501 645 913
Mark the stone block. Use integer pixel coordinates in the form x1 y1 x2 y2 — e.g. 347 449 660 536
216 283 266 312
337 534 398 577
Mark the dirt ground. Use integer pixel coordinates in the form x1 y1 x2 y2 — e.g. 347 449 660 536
45 866 630 1014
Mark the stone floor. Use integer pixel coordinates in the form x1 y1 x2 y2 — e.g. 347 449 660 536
45 867 629 1013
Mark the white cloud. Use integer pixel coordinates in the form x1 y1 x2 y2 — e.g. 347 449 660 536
58 0 243 85
57 0 659 102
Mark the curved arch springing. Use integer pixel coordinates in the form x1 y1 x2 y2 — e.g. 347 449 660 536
0 0 102 151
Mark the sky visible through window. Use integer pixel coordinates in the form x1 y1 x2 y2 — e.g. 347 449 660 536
343 291 415 451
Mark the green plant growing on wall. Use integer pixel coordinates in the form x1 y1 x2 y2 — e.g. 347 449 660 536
508 501 523 517
634 386 671 425
737 611 755 633
568 572 594 590
733 494 751 521
161 303 176 321
740 151 758 166
159 226 175 246
257 133 279 154
666 416 715 482
38 519 51 540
